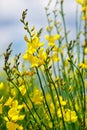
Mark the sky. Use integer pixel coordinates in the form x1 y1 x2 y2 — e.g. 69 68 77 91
0 0 78 69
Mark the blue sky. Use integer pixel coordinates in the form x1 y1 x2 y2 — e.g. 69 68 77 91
0 0 77 56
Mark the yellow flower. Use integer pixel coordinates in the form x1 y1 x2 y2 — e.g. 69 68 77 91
23 69 35 76
28 101 33 109
76 0 83 4
0 96 3 102
85 47 87 54
68 85 73 93
81 5 87 11
59 96 67 106
75 104 79 111
57 107 65 118
31 89 43 105
22 53 28 60
18 115 25 120
48 122 53 128
23 34 47 68
30 56 39 68
0 82 4 90
38 48 47 66
4 97 13 106
64 109 77 122
76 0 87 20
45 34 60 43
26 36 44 49
6 121 23 130
8 108 19 121
79 62 87 68
82 14 87 20
11 100 18 107
64 58 69 67
51 53 60 62
46 25 53 32
19 85 26 96
11 88 17 97
8 107 25 122
4 116 9 121
17 103 25 110
46 93 51 101
48 42 55 47
50 103 55 115
0 104 2 114
76 0 87 5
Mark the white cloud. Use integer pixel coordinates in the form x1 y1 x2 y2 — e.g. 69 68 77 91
0 0 28 18
0 0 47 51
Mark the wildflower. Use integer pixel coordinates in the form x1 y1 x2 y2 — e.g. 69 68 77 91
8 108 20 122
76 0 87 20
76 0 87 5
28 101 33 109
57 107 65 118
0 96 3 102
0 82 4 90
78 63 87 68
19 85 26 96
48 122 53 128
81 5 87 12
11 88 17 97
4 116 9 122
6 121 23 130
68 85 73 93
48 42 55 47
11 100 18 107
4 97 13 106
0 104 2 114
59 96 67 106
84 47 87 54
18 115 25 120
76 0 83 4
82 14 87 20
46 93 51 101
75 104 79 111
51 52 60 62
46 25 53 32
31 88 43 105
50 103 55 115
37 48 47 66
45 34 60 43
23 35 46 67
23 69 35 76
8 107 25 122
64 109 77 122
64 58 69 67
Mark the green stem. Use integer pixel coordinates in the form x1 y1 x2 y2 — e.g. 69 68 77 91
35 67 55 129
69 60 86 128
47 68 66 130
60 1 68 46
21 75 48 129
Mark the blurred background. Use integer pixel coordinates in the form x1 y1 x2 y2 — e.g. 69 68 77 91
0 0 77 68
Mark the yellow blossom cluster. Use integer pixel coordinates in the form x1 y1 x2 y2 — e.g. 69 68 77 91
3 97 25 130
30 88 43 105
0 82 4 90
76 0 87 20
23 35 47 68
45 34 61 62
